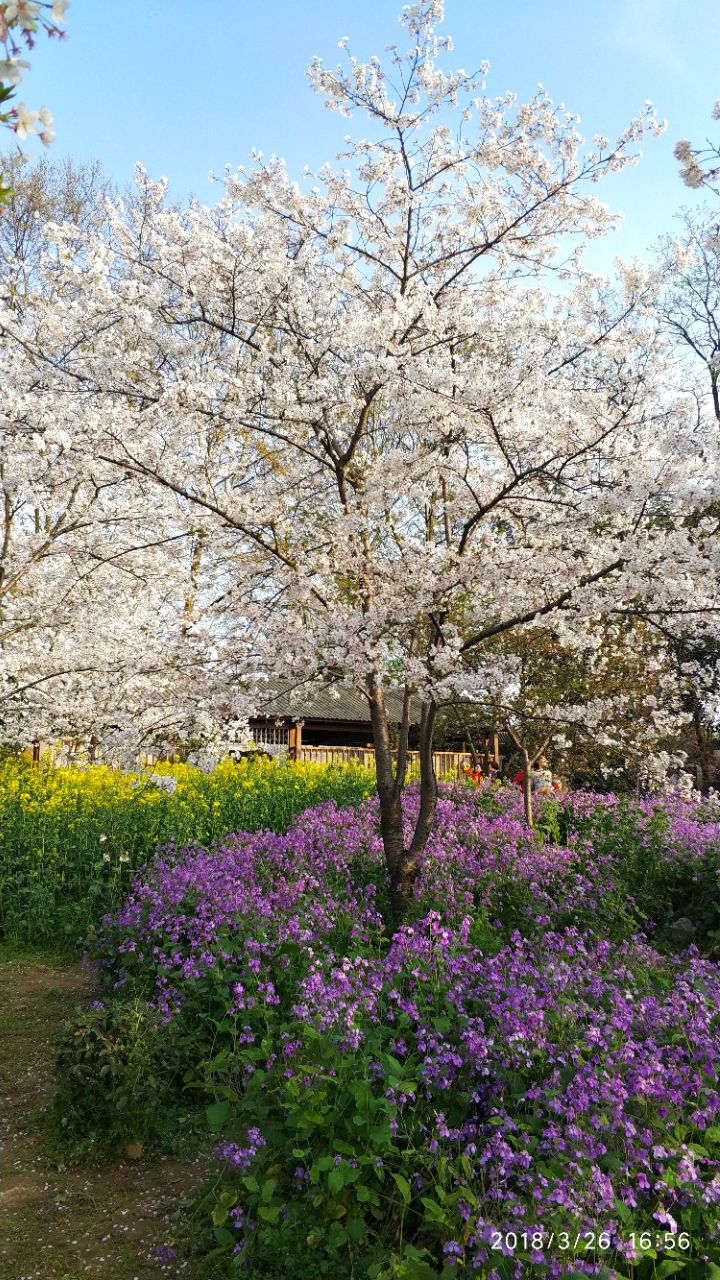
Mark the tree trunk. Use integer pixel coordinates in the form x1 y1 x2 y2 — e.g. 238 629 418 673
691 698 716 794
366 678 437 925
367 676 409 923
521 746 533 828
504 726 550 829
408 700 437 862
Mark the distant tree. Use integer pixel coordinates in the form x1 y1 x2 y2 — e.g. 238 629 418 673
0 150 112 305
439 619 687 819
0 153 216 758
645 209 720 788
657 207 720 422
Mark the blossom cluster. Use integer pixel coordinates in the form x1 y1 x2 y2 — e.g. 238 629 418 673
0 0 67 145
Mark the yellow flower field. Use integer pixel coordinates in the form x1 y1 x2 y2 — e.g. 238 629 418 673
0 754 375 943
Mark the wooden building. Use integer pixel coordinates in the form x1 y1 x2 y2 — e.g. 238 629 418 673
248 683 414 753
245 683 503 773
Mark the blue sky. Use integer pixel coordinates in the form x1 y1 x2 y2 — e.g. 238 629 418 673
17 0 720 273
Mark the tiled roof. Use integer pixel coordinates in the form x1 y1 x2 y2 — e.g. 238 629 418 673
250 682 416 725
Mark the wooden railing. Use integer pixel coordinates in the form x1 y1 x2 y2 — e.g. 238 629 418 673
297 746 475 779
23 741 488 780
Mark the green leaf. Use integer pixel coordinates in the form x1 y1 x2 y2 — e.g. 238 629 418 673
213 1225 236 1247
401 1243 436 1277
352 1080 372 1105
242 1175 259 1194
382 1053 404 1076
457 1185 478 1208
346 1216 365 1244
391 1172 411 1205
278 939 302 960
655 1262 687 1278
612 1198 632 1224
420 1196 445 1221
327 1221 347 1251
258 1204 280 1224
356 1184 371 1202
328 1168 345 1195
370 1125 391 1146
206 1100 231 1129
261 1178 276 1203
403 1243 429 1260
601 1154 623 1171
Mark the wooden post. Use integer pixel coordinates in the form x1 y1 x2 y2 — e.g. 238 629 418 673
289 720 302 762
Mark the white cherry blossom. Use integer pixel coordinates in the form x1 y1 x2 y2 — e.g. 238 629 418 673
3 2 718 916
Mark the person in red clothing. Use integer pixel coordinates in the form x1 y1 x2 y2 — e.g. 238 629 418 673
462 763 483 785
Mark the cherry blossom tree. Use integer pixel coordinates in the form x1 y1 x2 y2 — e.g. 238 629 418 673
0 150 111 303
9 2 720 918
0 364 213 757
0 155 232 758
0 344 237 760
632 208 720 790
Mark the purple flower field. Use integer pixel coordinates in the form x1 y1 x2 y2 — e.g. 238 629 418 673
78 785 720 1277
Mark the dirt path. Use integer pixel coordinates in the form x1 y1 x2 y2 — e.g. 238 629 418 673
0 957 207 1280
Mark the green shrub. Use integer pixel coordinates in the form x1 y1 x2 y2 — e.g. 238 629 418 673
51 998 187 1158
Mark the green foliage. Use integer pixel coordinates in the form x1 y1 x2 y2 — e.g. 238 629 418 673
198 1009 481 1277
51 999 187 1158
566 797 720 947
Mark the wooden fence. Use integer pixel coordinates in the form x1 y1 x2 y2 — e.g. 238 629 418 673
297 745 475 779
